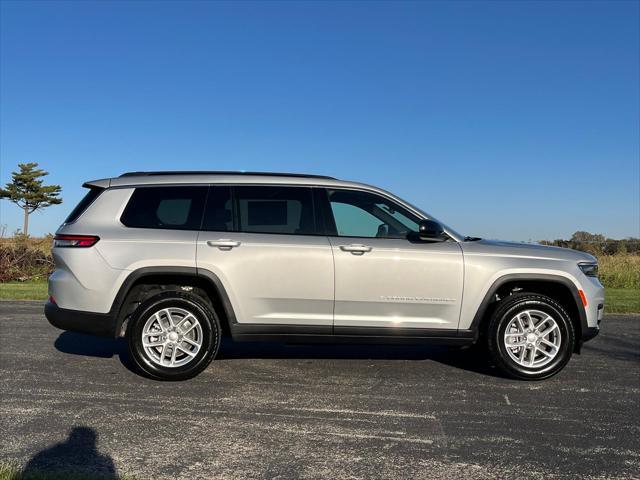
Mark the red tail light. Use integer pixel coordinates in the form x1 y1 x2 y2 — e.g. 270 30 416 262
53 234 100 248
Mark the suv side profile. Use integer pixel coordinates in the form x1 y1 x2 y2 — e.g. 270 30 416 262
45 171 604 381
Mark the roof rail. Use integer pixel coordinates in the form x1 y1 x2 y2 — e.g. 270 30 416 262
119 171 336 180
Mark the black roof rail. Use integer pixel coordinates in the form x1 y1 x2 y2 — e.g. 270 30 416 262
119 171 336 180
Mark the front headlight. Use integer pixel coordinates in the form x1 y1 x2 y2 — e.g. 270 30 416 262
578 262 599 277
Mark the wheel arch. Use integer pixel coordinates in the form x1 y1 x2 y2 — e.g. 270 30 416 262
470 273 587 353
111 266 237 338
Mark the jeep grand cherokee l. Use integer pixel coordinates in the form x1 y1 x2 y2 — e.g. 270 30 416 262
45 171 604 380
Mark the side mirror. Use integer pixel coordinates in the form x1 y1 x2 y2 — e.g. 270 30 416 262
412 219 445 242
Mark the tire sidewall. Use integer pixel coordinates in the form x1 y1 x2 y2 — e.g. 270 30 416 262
492 297 574 380
128 293 220 380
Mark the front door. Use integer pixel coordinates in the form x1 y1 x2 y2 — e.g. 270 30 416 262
321 188 464 331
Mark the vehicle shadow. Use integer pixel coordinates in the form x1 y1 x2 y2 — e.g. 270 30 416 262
54 332 137 374
54 332 503 378
20 426 117 479
224 340 502 376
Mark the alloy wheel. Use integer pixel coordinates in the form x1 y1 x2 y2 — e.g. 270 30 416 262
503 309 562 368
141 307 203 368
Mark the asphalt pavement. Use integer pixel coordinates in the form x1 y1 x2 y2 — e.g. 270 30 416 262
0 301 638 479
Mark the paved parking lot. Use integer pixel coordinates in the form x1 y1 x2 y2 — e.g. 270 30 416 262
0 301 638 479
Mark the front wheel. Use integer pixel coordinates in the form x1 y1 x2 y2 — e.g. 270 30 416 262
487 293 575 380
127 291 221 380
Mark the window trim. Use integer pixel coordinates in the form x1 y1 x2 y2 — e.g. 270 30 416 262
116 183 455 240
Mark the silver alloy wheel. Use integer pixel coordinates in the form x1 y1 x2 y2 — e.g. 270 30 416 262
503 309 561 369
141 307 203 368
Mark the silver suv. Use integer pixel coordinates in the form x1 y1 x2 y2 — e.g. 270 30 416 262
45 171 604 380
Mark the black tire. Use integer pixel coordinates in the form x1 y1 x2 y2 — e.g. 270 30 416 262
127 291 221 381
486 293 575 380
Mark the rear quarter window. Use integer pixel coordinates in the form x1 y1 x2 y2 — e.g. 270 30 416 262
121 186 207 230
64 187 104 224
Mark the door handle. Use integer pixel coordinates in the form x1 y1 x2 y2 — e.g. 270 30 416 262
207 239 241 250
339 244 372 255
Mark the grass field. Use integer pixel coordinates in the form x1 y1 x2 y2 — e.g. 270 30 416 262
599 254 640 289
604 288 640 314
0 281 48 301
0 280 637 314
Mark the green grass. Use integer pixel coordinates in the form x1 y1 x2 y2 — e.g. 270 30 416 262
0 281 48 301
0 281 638 313
0 463 138 480
604 288 640 314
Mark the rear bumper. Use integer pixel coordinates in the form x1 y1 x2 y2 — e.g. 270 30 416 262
44 301 117 337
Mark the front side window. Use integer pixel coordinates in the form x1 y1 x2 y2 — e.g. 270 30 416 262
234 186 316 235
326 189 419 238
121 186 207 230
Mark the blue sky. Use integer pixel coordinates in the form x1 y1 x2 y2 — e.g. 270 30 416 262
1 0 638 240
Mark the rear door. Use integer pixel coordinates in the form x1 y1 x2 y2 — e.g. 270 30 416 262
196 185 334 332
320 188 464 332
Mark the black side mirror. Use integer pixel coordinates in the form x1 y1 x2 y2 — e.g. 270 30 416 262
411 219 445 242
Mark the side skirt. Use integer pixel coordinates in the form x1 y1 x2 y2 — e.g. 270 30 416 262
230 324 476 346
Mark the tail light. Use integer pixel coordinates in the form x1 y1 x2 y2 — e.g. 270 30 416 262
53 234 100 248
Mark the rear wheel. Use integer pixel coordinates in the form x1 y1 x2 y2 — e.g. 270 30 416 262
487 293 575 380
127 291 220 380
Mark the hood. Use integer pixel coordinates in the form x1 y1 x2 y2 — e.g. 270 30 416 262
471 239 598 263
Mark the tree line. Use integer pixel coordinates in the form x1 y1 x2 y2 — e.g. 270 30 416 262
540 231 640 255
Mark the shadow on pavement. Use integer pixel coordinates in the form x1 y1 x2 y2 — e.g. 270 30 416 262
54 332 137 373
21 426 116 479
219 340 502 376
55 331 503 378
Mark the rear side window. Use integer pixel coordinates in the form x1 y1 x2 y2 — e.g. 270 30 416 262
121 186 207 230
234 186 316 235
64 187 103 224
202 186 233 232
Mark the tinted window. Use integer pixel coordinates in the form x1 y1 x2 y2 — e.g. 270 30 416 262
64 187 103 224
235 186 316 235
202 186 233 231
121 186 207 230
327 189 419 238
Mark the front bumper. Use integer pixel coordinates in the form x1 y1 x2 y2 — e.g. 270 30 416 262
45 301 117 337
582 326 600 342
575 302 603 352
581 302 604 342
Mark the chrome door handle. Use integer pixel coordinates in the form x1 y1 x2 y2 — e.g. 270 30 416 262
207 239 240 250
339 244 372 255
